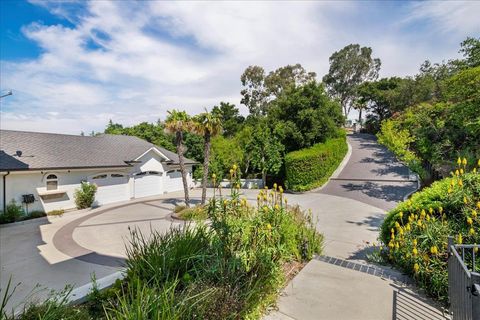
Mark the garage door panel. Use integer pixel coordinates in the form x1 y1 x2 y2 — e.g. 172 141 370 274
88 174 130 206
134 172 163 198
164 170 183 192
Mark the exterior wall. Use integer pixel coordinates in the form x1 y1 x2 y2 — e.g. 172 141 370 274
4 169 128 213
2 149 194 213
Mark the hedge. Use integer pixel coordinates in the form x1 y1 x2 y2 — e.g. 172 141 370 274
285 134 348 192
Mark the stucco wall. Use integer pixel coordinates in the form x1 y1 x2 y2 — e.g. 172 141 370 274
3 161 194 214
4 169 130 213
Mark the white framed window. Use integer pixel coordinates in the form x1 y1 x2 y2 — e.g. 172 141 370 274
111 173 125 178
46 174 58 190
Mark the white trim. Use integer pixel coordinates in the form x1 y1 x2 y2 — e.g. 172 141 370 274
134 147 170 162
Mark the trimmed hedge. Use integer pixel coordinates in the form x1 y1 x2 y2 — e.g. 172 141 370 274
285 133 348 192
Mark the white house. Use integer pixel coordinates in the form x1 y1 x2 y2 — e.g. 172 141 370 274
0 130 196 213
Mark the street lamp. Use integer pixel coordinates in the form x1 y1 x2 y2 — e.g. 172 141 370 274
0 90 13 99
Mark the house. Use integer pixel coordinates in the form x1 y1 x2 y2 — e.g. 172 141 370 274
0 130 196 213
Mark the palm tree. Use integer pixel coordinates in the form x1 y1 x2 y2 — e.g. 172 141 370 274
193 111 223 205
165 110 192 207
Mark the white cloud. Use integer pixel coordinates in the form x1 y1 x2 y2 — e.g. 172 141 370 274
1 1 477 133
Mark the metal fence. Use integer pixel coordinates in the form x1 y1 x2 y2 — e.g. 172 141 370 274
448 237 480 320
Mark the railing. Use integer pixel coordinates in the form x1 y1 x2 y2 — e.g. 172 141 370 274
448 237 480 320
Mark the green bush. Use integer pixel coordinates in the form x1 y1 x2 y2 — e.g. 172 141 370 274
284 134 347 191
48 209 65 216
74 182 97 209
177 206 207 220
377 119 427 180
0 200 25 224
380 167 480 303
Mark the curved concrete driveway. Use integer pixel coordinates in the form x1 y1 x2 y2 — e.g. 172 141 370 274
265 134 448 320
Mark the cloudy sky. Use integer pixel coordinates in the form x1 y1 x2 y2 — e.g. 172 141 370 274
1 1 479 134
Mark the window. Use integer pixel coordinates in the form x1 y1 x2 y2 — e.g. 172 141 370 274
46 174 58 190
166 170 176 174
92 174 107 180
111 173 125 178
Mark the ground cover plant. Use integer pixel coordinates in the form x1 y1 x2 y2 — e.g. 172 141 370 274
0 201 47 225
379 159 480 303
2 166 323 319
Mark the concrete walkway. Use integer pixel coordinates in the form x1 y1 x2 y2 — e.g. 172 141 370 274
264 134 449 320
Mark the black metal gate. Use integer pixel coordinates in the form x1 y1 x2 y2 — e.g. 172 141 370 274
448 237 480 320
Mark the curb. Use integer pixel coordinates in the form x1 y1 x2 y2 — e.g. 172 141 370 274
402 172 421 201
68 270 126 305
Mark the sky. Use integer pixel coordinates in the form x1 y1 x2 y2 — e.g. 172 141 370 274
1 0 479 135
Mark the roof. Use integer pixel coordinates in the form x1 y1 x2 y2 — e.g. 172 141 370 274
0 130 196 171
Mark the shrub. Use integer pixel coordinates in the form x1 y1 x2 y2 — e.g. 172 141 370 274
377 119 427 180
48 209 65 216
379 164 480 303
28 211 47 219
0 200 25 224
177 206 207 220
74 182 97 209
284 134 347 191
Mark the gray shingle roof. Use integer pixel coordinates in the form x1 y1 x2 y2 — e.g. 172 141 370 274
0 130 196 171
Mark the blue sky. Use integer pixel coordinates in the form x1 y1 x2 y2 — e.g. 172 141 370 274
1 0 479 134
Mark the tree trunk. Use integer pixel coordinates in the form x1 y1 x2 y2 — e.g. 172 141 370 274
262 170 267 189
176 131 190 207
358 108 363 129
201 132 211 205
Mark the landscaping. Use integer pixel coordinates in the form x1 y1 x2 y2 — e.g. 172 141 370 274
285 134 348 192
2 175 323 319
379 160 480 303
0 200 46 225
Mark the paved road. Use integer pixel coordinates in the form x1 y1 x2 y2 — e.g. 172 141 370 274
320 133 418 211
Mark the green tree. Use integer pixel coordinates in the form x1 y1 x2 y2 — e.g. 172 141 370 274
165 110 193 207
241 64 316 116
323 44 381 118
459 36 480 68
211 102 244 137
192 111 223 205
269 81 344 152
209 136 244 181
249 123 284 186
104 120 124 135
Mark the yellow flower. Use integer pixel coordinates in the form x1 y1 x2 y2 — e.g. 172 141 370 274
275 204 280 210
464 196 468 204
472 210 478 219
448 188 452 194
236 183 241 189
430 246 438 255
223 200 228 206
469 228 475 236
413 239 418 246
457 234 463 244
414 263 420 273
429 207 433 214
477 202 480 210
263 206 269 212
457 157 462 166
467 217 473 225
229 169 234 175
405 224 411 232
395 222 400 228
273 183 277 190
391 228 395 234
474 168 477 173
478 159 480 167
462 158 467 166
426 215 430 222
266 223 272 230
455 169 460 176
388 241 394 249
412 247 418 256
458 179 463 187
212 173 216 179
439 207 443 214
460 168 464 175
474 245 478 254
232 164 237 171
421 209 426 218
417 220 422 227
395 242 400 250
399 211 403 219
279 186 284 193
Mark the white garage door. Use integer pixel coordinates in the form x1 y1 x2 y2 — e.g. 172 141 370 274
88 173 130 206
164 170 183 192
134 171 163 198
